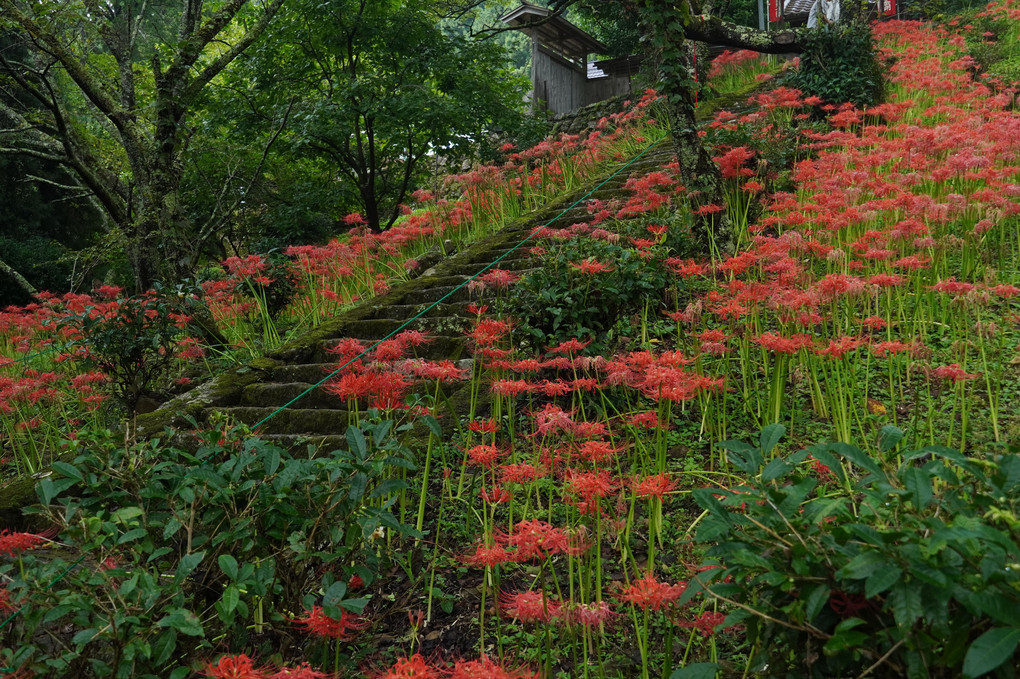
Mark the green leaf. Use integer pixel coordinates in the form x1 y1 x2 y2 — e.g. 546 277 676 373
824 617 869 654
347 426 368 460
340 597 370 614
151 629 177 665
805 583 830 622
669 663 719 679
112 506 144 522
323 581 348 609
759 423 786 455
762 457 792 482
865 564 901 598
117 528 148 545
263 447 281 476
423 415 442 438
52 461 84 482
962 627 1020 678
72 628 99 645
878 425 904 452
901 467 932 509
221 585 240 614
157 608 204 637
175 551 204 581
830 442 882 477
888 582 923 628
218 554 238 580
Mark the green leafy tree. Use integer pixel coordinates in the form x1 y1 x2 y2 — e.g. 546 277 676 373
234 0 528 232
0 0 285 292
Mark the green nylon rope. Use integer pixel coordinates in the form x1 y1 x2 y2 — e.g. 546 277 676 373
250 137 664 432
0 137 664 663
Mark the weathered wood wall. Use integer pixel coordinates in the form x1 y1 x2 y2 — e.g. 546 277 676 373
532 46 587 115
583 75 633 107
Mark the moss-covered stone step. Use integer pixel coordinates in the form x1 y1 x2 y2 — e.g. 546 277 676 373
316 336 470 364
239 382 339 409
362 302 472 322
397 285 472 306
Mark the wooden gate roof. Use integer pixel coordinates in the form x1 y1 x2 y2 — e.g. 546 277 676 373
501 3 608 61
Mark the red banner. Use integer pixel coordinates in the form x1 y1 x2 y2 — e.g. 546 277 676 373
882 0 897 16
768 0 780 22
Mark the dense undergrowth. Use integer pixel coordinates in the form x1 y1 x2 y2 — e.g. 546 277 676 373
3 6 1020 678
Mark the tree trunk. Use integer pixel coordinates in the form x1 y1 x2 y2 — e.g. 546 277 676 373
0 255 39 301
642 1 734 255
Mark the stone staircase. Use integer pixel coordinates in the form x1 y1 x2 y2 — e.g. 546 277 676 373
135 142 678 448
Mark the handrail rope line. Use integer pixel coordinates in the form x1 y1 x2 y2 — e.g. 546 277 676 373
0 137 664 661
249 138 664 432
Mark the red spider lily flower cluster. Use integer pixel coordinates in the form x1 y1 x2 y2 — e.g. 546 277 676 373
202 655 330 679
295 605 367 640
0 530 51 557
377 655 538 679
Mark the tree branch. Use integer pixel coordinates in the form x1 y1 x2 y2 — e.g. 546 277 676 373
184 0 286 101
0 0 139 142
684 14 810 53
0 254 39 301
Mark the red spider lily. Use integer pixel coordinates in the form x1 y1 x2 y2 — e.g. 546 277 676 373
477 269 521 290
202 654 269 679
564 469 618 510
576 439 626 463
531 402 575 435
816 336 863 359
675 610 732 637
465 444 503 467
295 605 367 640
0 529 52 557
467 319 512 347
931 364 980 382
567 600 614 628
270 664 331 679
499 590 563 623
547 338 591 354
460 543 516 568
871 340 914 357
570 258 614 275
809 456 836 484
717 146 755 180
828 590 875 618
448 656 540 679
632 474 678 500
378 654 439 679
626 410 669 429
618 573 687 611
499 462 548 485
480 485 513 504
490 379 534 397
754 332 813 354
504 519 576 560
468 418 500 433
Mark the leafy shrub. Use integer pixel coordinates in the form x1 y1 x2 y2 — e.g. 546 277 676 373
1 419 417 676
52 285 194 411
504 230 676 348
790 24 885 107
687 425 1020 678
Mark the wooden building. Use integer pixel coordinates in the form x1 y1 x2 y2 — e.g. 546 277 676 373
501 4 639 115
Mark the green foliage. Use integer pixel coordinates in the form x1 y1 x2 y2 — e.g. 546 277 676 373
2 419 417 676
789 23 885 107
51 286 192 409
691 426 1020 677
505 221 688 348
230 0 528 233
